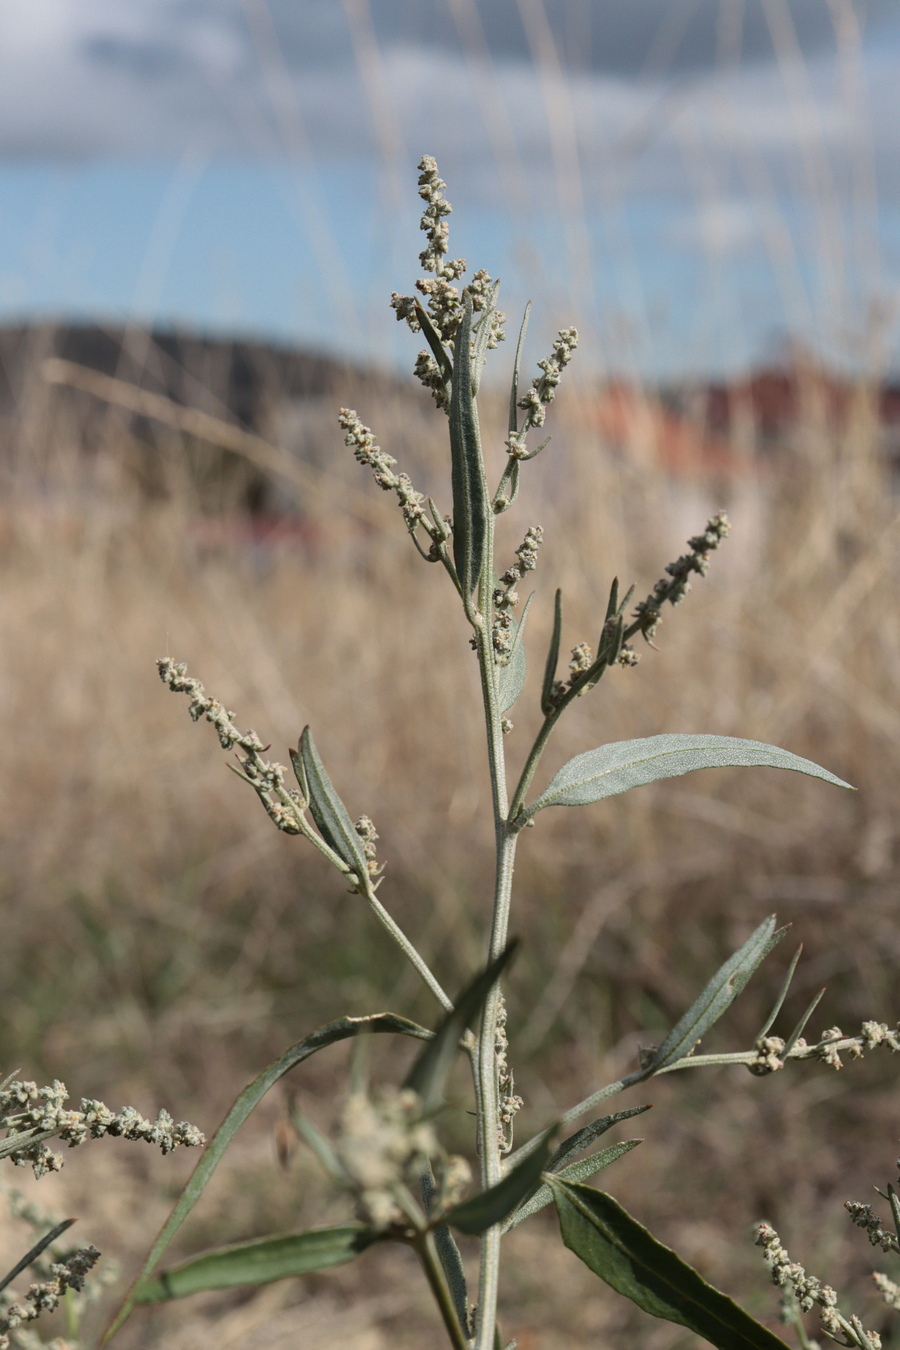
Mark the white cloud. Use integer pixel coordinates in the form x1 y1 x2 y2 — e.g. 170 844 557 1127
0 0 890 220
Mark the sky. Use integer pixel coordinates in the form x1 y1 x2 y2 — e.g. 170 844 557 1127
1 0 899 378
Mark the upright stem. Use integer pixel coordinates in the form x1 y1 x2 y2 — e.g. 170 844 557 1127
471 555 520 1350
414 1232 471 1350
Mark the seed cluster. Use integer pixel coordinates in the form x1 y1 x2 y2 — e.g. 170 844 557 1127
632 513 732 641
0 1079 204 1179
0 1246 102 1349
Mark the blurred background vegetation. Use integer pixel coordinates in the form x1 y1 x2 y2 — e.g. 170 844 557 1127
1 1 900 1347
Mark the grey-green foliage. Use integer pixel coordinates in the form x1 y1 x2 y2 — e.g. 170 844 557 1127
518 734 852 825
128 155 882 1350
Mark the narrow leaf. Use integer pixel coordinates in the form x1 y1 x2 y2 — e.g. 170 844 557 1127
650 916 786 1072
521 734 853 821
545 1105 651 1176
492 456 520 513
605 577 619 622
541 589 563 715
782 988 826 1060
405 942 517 1115
443 1127 556 1235
755 945 802 1043
888 1184 900 1244
421 1163 469 1333
509 302 531 435
292 1108 352 1186
103 1012 429 1343
414 300 453 386
549 1181 792 1350
299 726 369 879
0 1220 76 1294
616 582 635 618
497 593 534 714
288 746 308 802
504 1139 641 1232
471 280 501 395
135 1225 379 1303
449 292 489 598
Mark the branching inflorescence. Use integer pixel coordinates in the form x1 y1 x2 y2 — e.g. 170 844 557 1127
134 156 875 1350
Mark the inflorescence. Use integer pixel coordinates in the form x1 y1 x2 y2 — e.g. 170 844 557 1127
0 1245 101 1349
756 1222 882 1350
749 1020 900 1077
632 512 731 643
391 155 505 410
0 1078 204 1180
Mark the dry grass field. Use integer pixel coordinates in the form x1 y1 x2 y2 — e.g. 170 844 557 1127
0 339 898 1348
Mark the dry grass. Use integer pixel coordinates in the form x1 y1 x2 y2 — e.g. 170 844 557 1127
0 357 899 1348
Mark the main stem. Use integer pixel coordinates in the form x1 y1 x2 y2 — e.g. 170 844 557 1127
472 556 519 1350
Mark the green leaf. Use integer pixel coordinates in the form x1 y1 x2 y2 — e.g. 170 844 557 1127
549 1181 792 1350
299 726 369 879
414 300 453 387
540 589 563 715
509 301 531 436
288 745 308 801
545 1105 651 1176
504 1139 642 1232
449 291 490 599
520 734 853 822
471 280 501 394
649 915 786 1071
421 1163 469 1333
443 1127 556 1235
135 1225 379 1303
102 1011 429 1343
497 593 534 714
405 942 517 1115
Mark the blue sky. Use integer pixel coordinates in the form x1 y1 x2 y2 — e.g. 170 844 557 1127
1 0 899 378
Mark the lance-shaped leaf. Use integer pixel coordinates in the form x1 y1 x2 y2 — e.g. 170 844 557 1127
135 1225 380 1303
549 1181 792 1350
414 300 453 387
497 593 534 715
648 915 786 1072
449 291 490 598
299 726 369 879
421 1162 469 1333
504 1139 642 1232
509 301 531 434
103 1011 429 1343
518 734 853 824
405 942 517 1115
471 280 501 394
545 1105 651 1176
288 745 309 802
541 589 563 715
442 1127 556 1235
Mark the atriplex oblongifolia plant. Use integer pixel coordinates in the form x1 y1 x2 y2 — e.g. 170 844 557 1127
105 157 900 1350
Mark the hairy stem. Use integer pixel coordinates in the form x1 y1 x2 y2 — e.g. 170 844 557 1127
472 547 519 1350
414 1232 471 1350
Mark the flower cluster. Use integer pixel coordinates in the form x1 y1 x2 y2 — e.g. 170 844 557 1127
157 657 304 835
755 1223 881 1349
390 157 504 404
632 513 732 642
749 1021 900 1077
338 409 428 533
336 1087 438 1232
354 815 383 881
0 1079 203 1179
0 1246 101 1349
845 1201 900 1253
492 526 543 663
512 328 579 441
495 996 523 1154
